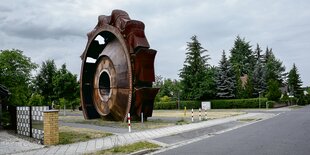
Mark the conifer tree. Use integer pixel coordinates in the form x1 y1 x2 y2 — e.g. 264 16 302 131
229 36 255 98
288 63 303 98
230 36 255 75
179 35 213 100
216 51 235 99
252 44 266 97
264 47 286 100
264 48 285 84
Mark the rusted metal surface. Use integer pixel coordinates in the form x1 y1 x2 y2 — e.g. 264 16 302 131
80 10 158 122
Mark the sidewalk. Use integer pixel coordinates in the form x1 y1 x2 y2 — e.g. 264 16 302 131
12 112 273 155
0 130 44 155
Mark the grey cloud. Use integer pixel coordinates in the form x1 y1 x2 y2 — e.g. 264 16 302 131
1 0 310 85
0 21 85 40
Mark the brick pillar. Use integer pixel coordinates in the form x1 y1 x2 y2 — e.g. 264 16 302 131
43 110 59 145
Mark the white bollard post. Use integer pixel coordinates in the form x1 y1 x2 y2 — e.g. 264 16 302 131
64 104 66 116
141 112 144 123
191 109 194 122
128 113 131 132
199 108 201 121
204 109 207 120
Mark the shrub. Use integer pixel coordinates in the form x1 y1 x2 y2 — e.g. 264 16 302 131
159 96 171 102
179 101 201 109
0 111 11 128
154 101 200 110
266 80 282 101
154 98 273 109
211 98 270 109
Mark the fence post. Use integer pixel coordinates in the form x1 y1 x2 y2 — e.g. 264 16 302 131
29 106 32 138
141 112 143 123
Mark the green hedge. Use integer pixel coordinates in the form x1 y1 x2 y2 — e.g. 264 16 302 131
154 101 200 110
155 98 272 110
211 98 271 109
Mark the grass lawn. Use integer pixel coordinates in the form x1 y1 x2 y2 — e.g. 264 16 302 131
85 141 160 155
59 109 246 131
59 126 112 144
59 115 175 130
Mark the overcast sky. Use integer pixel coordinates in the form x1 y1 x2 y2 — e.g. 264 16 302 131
1 0 309 86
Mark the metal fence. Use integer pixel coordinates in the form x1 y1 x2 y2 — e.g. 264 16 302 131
16 106 50 141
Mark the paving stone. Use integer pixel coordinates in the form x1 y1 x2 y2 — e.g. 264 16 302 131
55 145 69 155
85 139 96 152
33 148 48 155
95 138 104 149
76 142 87 154
64 143 79 155
44 146 61 155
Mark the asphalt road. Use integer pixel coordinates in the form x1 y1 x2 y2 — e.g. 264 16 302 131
157 106 310 155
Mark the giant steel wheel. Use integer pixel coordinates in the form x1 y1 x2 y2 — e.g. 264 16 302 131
80 10 159 122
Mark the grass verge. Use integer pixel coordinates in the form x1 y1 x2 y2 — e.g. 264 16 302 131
86 141 160 155
59 126 112 145
59 116 175 130
289 105 303 109
58 110 246 131
237 118 261 122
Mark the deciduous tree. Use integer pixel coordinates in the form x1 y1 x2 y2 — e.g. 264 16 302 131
34 59 57 104
53 64 79 110
0 49 37 105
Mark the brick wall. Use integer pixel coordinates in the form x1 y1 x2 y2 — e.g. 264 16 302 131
43 110 59 145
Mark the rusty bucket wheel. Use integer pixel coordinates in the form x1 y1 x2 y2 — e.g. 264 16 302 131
80 10 159 122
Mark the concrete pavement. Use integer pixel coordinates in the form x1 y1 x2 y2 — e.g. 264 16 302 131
7 112 275 155
0 130 44 155
155 106 310 155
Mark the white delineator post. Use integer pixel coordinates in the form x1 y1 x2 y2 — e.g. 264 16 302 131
141 112 144 123
128 113 131 132
199 108 201 121
204 109 207 120
191 109 194 122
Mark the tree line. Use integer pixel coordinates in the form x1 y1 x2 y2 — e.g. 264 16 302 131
0 49 79 109
155 35 305 103
0 35 306 108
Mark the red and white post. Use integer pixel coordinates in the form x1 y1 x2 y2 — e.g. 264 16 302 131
191 108 194 122
128 113 131 132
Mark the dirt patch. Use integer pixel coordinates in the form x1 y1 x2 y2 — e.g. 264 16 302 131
152 110 245 120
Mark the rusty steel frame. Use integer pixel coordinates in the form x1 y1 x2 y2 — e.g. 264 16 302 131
80 10 159 122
